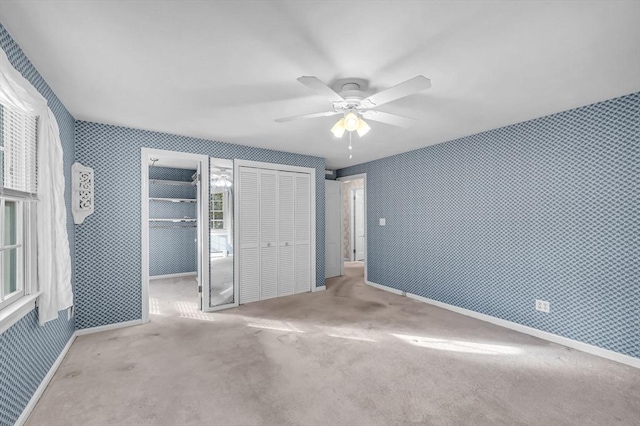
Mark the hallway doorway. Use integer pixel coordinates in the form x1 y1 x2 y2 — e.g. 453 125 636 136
337 173 367 282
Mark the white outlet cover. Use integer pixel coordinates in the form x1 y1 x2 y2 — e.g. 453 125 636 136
379 218 386 226
535 299 550 313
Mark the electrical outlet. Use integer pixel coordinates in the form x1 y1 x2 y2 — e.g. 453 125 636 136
535 299 550 313
379 218 386 226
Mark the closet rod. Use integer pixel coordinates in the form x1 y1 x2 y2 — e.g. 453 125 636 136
149 179 196 186
149 197 196 203
149 218 197 222
150 225 197 229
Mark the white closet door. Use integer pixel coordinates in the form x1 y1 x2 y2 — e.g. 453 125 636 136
278 172 295 296
325 180 342 278
294 173 311 294
259 170 278 300
238 167 260 304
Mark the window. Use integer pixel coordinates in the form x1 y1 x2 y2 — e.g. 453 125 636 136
210 192 225 230
1 198 23 308
0 104 37 311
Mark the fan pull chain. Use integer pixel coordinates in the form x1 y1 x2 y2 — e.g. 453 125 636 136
348 131 353 159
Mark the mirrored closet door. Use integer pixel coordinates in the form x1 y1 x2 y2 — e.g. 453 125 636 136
207 158 235 310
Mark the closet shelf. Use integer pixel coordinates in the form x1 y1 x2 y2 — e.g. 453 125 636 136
149 218 197 223
149 179 195 186
149 197 196 203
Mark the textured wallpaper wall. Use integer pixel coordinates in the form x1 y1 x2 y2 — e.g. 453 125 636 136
0 24 76 426
338 92 640 358
148 166 197 276
74 121 325 329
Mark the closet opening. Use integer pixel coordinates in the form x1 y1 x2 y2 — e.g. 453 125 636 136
141 148 211 322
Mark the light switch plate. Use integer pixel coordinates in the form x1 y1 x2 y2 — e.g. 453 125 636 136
379 218 386 226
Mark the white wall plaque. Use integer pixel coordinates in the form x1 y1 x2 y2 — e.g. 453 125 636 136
71 162 94 224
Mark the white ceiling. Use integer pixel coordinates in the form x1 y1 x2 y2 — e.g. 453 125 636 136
1 1 638 168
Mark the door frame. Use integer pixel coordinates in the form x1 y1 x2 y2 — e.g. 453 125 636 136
234 159 319 306
349 186 365 262
349 187 365 262
141 148 210 323
337 173 367 282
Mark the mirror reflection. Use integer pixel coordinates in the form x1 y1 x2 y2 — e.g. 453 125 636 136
209 158 234 307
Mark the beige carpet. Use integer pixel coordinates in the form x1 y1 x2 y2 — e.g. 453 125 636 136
27 263 639 425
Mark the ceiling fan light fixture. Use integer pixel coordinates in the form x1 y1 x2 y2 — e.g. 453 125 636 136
356 118 371 137
344 112 359 132
331 118 346 138
213 174 232 188
275 74 431 143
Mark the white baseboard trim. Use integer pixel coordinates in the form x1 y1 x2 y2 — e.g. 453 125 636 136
313 285 326 292
75 319 144 336
15 333 77 426
149 272 196 280
17 318 145 424
365 279 404 296
367 280 639 369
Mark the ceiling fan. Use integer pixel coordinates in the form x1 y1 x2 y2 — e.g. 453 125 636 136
275 75 431 138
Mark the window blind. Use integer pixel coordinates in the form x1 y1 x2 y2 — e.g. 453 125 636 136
0 104 38 194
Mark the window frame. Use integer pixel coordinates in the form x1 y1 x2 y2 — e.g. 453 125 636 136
0 104 38 316
210 191 226 231
0 196 25 309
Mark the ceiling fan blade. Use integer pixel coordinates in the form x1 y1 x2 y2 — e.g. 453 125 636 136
362 75 431 108
297 76 345 103
362 110 416 128
275 110 340 123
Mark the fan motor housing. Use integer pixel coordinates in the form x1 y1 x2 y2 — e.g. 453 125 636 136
332 83 373 111
331 78 374 111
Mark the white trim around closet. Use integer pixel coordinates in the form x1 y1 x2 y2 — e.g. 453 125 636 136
141 148 210 323
233 160 318 304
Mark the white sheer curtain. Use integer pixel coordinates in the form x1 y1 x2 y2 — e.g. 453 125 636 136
223 188 233 247
0 48 73 325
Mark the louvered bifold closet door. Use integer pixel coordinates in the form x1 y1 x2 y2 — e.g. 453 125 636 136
277 172 295 296
259 170 278 300
294 173 311 294
238 167 260 304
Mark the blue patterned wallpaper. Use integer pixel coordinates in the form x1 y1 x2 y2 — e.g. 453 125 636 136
338 92 640 358
0 24 76 426
75 121 325 329
148 166 197 276
0 311 75 426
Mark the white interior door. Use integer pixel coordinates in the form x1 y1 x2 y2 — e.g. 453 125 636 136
294 173 311 293
278 172 295 296
354 188 365 261
259 170 278 300
325 180 342 278
238 167 260 304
